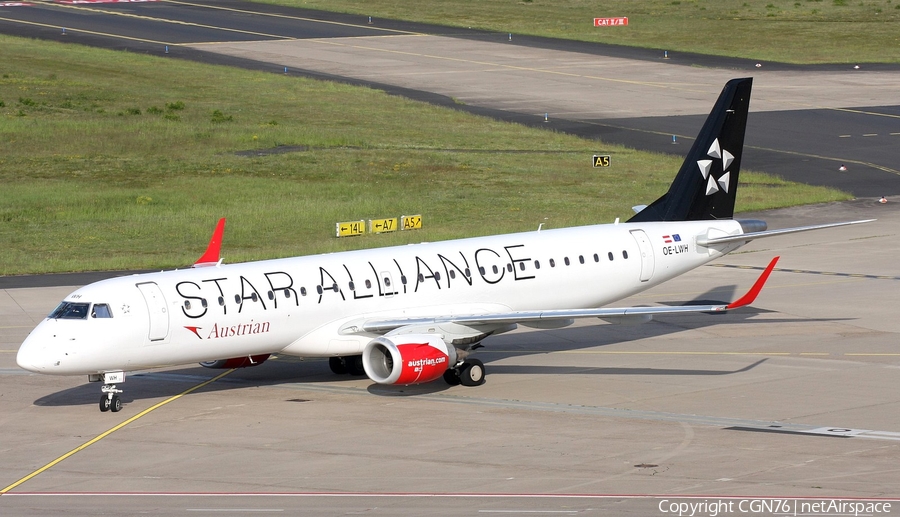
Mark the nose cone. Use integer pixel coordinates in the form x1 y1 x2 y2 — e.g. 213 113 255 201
17 339 44 372
17 321 54 373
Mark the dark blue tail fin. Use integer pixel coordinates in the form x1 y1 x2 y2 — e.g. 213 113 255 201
629 78 752 222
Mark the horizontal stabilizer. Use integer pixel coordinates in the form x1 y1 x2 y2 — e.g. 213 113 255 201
697 219 874 247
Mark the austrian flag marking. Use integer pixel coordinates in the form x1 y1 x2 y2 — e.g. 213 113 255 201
662 234 681 244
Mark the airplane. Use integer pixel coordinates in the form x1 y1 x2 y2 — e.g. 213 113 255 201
16 77 871 413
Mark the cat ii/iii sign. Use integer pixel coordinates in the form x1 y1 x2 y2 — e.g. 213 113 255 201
594 17 628 26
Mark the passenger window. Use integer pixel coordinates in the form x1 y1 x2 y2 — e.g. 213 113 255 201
251 293 259 302
449 270 456 279
92 304 112 318
234 294 242 304
594 253 599 263
316 286 323 295
218 296 225 306
564 257 570 266
519 262 525 271
579 255 585 264
184 300 192 310
267 291 274 300
479 266 486 275
418 273 425 282
201 298 208 308
332 283 339 292
549 258 556 267
365 279 372 289
465 268 471 277
623 250 629 259
283 289 291 298
492 265 499 274
534 260 541 269
506 264 513 272
434 272 441 281
349 281 356 291
300 287 307 296
608 252 614 261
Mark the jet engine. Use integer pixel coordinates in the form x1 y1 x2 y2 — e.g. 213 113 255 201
200 354 270 369
362 334 457 385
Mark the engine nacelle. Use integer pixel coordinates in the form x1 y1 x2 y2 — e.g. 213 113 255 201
200 354 270 369
362 334 457 385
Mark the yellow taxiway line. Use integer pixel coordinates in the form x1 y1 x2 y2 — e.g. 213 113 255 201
164 0 416 35
0 369 234 494
0 14 172 45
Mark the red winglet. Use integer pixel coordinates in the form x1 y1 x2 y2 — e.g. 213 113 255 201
726 256 779 310
193 218 226 267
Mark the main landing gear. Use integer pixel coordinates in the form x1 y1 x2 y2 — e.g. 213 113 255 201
329 355 366 376
90 371 125 412
443 358 486 387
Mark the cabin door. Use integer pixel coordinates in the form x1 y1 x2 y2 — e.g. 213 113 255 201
136 282 170 342
629 230 655 282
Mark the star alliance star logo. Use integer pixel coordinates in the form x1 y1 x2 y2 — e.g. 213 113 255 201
697 138 733 196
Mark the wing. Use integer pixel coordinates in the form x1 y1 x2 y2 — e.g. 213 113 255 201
342 257 779 342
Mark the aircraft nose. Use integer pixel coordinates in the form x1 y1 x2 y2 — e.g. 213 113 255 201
17 340 44 372
17 322 53 373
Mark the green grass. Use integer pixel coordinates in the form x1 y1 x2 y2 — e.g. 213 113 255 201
0 35 849 275
257 0 900 64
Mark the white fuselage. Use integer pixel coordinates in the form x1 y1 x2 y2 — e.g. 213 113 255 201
17 219 743 376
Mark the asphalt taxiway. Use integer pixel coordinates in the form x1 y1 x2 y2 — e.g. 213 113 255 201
1 200 898 514
1 1 899 513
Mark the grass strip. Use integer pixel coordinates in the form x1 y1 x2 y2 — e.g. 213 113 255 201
0 35 849 275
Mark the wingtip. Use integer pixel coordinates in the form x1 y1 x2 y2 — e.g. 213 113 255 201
726 256 779 310
193 218 226 267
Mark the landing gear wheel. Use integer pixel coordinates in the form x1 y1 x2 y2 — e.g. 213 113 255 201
443 367 462 386
346 354 365 376
329 356 348 375
110 395 122 412
99 381 123 413
459 358 486 387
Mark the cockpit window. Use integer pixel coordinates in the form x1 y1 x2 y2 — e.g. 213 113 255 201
49 302 90 320
92 304 113 318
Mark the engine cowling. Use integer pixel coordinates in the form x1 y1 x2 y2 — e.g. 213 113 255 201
362 334 457 385
200 354 270 369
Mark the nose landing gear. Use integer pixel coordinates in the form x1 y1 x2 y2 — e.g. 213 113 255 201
100 384 123 412
91 371 125 412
